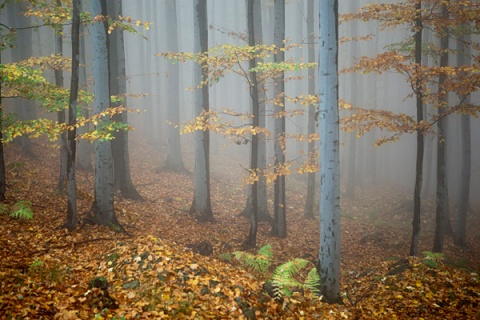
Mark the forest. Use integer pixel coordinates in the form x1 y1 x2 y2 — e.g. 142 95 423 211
0 0 479 318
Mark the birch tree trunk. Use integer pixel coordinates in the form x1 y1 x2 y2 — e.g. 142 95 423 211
190 0 213 222
318 0 342 303
271 0 287 238
90 0 122 230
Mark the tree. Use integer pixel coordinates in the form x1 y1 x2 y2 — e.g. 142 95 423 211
190 0 213 222
271 0 287 238
304 0 317 219
90 0 122 229
107 0 143 200
54 0 67 192
64 0 80 231
244 0 260 248
240 0 271 224
318 0 342 304
162 0 187 173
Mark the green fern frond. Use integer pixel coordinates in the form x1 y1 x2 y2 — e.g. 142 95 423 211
271 258 320 299
9 200 33 220
233 244 273 277
257 244 273 260
305 268 321 295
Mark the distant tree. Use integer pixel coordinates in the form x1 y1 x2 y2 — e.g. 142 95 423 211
162 0 187 173
90 0 122 230
64 0 80 231
0 44 5 202
304 0 317 219
190 0 213 222
107 0 143 200
7 0 36 158
318 0 342 304
54 0 67 192
271 0 287 238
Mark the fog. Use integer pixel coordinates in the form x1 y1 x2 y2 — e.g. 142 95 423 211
2 0 479 212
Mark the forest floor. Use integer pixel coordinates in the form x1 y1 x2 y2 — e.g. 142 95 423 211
0 138 479 319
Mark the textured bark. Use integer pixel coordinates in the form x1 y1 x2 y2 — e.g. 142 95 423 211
90 0 122 230
318 0 341 303
190 0 213 222
107 0 143 201
55 0 67 192
163 0 187 173
271 0 287 238
410 0 424 257
64 0 80 231
304 0 317 219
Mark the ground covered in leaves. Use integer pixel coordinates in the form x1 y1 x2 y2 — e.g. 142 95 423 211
0 138 479 319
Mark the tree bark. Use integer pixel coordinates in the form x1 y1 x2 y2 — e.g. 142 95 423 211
190 0 213 222
318 0 342 304
90 0 122 230
271 0 287 238
0 52 5 201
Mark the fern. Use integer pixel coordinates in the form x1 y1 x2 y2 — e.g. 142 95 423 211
9 200 33 220
271 258 320 298
233 244 272 277
422 251 444 268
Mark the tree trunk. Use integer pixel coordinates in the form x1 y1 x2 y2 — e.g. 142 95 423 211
162 0 187 173
271 0 287 238
64 0 80 231
77 0 93 172
190 0 213 222
433 3 450 252
244 0 260 248
55 0 68 192
409 0 424 257
7 1 35 158
0 52 5 201
107 0 143 200
90 0 122 230
454 19 471 247
240 0 270 223
318 0 342 304
304 0 317 219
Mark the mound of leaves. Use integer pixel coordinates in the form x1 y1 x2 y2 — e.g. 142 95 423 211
344 256 480 319
0 235 351 319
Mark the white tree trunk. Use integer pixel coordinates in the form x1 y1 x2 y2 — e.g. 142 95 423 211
318 0 341 303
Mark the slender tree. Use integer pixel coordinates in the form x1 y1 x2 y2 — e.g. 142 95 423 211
0 51 5 201
107 0 143 200
64 0 80 231
318 0 342 304
409 0 424 257
455 18 471 247
54 0 67 192
163 0 187 173
271 0 287 238
244 0 260 248
90 0 122 229
304 0 317 219
190 0 213 222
